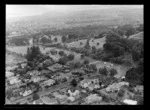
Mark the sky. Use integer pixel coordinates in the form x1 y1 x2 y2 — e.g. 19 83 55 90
6 5 143 18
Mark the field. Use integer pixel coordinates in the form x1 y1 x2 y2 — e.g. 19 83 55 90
66 37 106 49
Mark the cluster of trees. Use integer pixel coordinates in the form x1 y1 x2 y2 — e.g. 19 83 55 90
125 63 143 85
98 67 118 77
9 37 29 46
25 46 42 61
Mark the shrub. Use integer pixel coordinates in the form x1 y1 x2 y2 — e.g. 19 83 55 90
70 79 77 87
98 67 108 76
32 93 40 100
50 49 58 55
58 57 67 65
58 51 65 56
109 68 118 77
84 59 89 65
67 54 75 61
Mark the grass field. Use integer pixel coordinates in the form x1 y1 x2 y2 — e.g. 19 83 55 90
66 37 106 49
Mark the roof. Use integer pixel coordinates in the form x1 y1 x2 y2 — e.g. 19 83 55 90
34 99 43 104
6 71 14 77
41 96 58 104
85 94 102 103
123 99 137 105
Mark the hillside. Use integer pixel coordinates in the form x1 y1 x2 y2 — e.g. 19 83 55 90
129 32 143 41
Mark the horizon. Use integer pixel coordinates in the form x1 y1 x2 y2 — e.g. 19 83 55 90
6 5 143 19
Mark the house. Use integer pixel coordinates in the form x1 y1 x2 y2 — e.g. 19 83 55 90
85 94 102 103
6 71 14 78
27 70 41 76
33 99 43 104
8 76 21 85
67 89 80 97
31 76 48 83
80 78 100 91
68 96 75 102
106 82 129 93
20 89 32 97
41 96 58 104
52 91 68 102
40 79 55 87
21 63 27 68
122 99 137 105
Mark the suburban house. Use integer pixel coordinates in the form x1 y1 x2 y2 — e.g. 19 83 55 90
122 99 137 105
31 76 48 83
33 99 43 104
6 71 14 78
27 70 41 76
40 79 55 87
67 89 80 97
80 78 100 91
106 82 129 93
41 96 58 104
8 76 21 85
85 94 102 104
52 91 68 102
20 88 33 97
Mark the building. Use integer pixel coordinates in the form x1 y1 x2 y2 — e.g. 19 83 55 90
41 96 58 104
33 99 43 104
80 78 100 91
40 79 55 87
106 82 129 93
123 99 137 105
67 89 80 97
85 94 102 104
31 76 48 83
20 89 32 97
6 71 14 78
8 76 21 85
27 70 41 76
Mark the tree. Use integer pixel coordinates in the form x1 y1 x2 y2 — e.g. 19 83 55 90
50 49 57 55
70 79 77 87
62 36 67 43
67 54 75 61
32 93 40 100
98 67 108 76
80 54 85 59
58 57 67 65
58 51 65 56
25 46 42 61
54 37 58 42
109 68 118 77
89 64 97 72
84 59 89 65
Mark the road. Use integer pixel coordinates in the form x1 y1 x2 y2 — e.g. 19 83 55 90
12 72 98 104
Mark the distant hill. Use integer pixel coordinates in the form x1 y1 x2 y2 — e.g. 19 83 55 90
6 7 143 36
129 32 143 41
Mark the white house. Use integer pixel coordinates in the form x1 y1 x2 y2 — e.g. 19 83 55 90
85 94 102 103
6 71 14 78
8 76 21 85
21 90 32 97
106 82 129 92
68 89 80 97
41 79 55 87
80 78 100 90
123 99 137 105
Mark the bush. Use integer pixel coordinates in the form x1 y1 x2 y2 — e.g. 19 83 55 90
70 79 77 87
50 49 58 55
98 67 108 76
84 59 89 65
117 89 125 98
58 51 65 56
67 54 75 61
80 54 85 59
32 93 40 100
109 68 118 77
58 57 67 65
